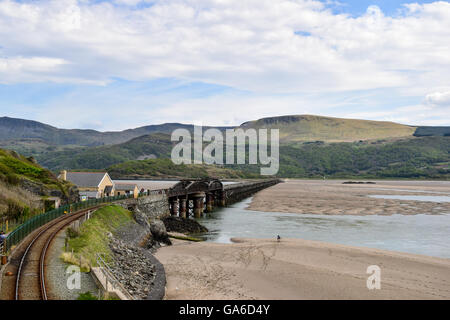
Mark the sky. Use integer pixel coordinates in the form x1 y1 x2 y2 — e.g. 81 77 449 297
0 0 449 131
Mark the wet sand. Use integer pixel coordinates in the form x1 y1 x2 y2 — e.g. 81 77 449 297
155 238 450 300
248 180 450 215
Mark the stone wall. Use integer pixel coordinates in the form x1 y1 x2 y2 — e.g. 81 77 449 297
117 193 170 220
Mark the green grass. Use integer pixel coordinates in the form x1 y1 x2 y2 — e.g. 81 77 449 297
77 292 98 300
67 205 134 266
242 115 417 142
0 147 75 218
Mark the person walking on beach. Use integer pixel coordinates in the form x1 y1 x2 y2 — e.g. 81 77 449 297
277 235 281 242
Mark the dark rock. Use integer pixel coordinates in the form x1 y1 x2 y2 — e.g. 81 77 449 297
27 156 37 164
134 208 150 229
144 234 161 252
10 150 20 159
163 216 208 234
342 181 376 185
109 237 158 300
150 220 171 245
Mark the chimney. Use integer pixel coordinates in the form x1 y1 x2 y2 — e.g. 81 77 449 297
60 170 67 181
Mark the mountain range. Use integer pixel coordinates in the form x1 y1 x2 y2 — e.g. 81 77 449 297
0 115 449 179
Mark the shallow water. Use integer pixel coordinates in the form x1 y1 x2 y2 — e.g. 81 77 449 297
197 197 450 258
368 195 450 202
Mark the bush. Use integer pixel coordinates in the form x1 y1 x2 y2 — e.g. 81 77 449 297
6 173 20 186
77 292 98 300
6 199 24 219
66 226 81 238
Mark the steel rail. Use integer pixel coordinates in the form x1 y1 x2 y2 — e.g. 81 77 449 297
14 206 100 300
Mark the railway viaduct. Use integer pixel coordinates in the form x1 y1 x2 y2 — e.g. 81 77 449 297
121 178 281 219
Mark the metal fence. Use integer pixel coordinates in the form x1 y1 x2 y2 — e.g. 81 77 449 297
96 253 134 300
3 193 133 254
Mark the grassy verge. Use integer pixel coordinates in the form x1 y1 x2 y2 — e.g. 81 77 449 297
63 205 133 267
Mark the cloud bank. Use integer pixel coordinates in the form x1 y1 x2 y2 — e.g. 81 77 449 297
0 0 449 128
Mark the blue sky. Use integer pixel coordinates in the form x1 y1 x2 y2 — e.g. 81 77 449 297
0 0 449 130
326 0 438 16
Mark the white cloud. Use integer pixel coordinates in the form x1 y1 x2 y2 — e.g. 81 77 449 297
0 56 67 83
0 0 448 94
0 0 450 127
425 90 450 107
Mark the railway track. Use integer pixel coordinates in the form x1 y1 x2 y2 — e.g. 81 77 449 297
6 206 101 300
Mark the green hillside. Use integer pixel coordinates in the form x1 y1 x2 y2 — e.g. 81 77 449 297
277 136 449 178
107 158 259 179
1 115 448 180
0 148 77 220
34 133 174 171
240 115 417 142
97 136 449 180
414 126 450 137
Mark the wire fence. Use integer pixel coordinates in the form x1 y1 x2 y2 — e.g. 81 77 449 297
2 193 133 254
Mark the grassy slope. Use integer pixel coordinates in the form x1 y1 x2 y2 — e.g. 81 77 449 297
0 148 74 218
67 205 133 265
35 133 174 171
241 115 416 142
278 136 449 178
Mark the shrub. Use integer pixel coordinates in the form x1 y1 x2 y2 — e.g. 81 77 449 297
77 292 98 300
6 173 20 186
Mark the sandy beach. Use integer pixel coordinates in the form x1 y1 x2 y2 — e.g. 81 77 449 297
247 180 450 215
155 238 450 300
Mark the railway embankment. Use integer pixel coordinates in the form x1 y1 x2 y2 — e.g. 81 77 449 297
63 205 167 300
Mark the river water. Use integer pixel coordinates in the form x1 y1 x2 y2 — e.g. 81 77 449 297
196 197 450 259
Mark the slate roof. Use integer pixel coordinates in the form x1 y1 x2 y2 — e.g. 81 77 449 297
114 184 137 191
79 191 99 198
66 172 108 188
104 185 114 194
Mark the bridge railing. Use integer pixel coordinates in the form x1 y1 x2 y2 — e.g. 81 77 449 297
143 189 168 197
3 194 133 254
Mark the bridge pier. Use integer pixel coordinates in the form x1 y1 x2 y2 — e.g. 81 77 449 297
217 191 226 207
192 193 205 218
206 193 214 212
179 197 187 218
169 198 179 216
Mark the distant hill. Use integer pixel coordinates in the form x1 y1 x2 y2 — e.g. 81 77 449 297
277 136 449 179
241 115 417 142
414 126 450 137
0 114 426 150
1 114 449 179
0 116 232 147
